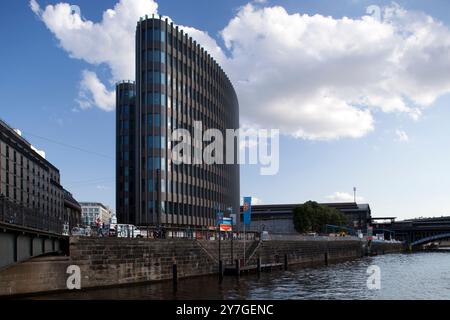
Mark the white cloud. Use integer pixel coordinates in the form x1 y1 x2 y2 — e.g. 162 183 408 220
78 70 116 111
395 129 409 142
31 1 450 140
30 0 158 110
326 192 364 203
214 3 450 140
30 0 41 15
96 185 110 191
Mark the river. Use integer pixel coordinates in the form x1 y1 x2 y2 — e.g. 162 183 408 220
32 252 450 300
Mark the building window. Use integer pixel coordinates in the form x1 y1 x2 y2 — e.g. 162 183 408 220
121 120 129 130
147 136 166 149
146 50 165 64
145 71 166 85
148 179 154 192
146 93 166 106
144 28 165 43
148 114 160 128
147 157 161 170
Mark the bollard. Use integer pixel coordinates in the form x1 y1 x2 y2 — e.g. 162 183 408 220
219 260 224 282
324 252 329 266
235 259 240 277
284 254 288 271
257 256 262 276
172 263 178 290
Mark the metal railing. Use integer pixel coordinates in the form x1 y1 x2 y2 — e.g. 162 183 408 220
0 195 64 235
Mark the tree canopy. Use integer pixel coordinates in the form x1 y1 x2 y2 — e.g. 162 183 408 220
293 201 347 234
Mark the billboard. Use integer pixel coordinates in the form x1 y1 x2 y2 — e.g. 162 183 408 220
219 217 232 232
220 224 232 232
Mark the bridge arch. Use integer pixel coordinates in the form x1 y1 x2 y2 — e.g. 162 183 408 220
411 233 450 247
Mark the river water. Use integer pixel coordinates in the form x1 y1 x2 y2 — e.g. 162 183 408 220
34 252 450 300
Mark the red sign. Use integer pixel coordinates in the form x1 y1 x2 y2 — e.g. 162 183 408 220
220 224 232 232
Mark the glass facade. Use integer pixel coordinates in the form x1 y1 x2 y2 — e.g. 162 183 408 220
116 81 136 224
116 16 239 228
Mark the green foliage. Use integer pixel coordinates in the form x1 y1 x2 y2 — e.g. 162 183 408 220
293 201 347 234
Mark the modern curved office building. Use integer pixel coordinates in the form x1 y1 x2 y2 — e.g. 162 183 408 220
116 16 240 229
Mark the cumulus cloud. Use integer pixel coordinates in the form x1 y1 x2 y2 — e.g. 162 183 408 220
215 3 450 139
29 0 41 14
31 1 450 140
77 70 116 111
30 0 158 110
326 192 364 203
395 129 409 142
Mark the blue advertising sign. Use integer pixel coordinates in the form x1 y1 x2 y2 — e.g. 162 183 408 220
243 197 252 225
222 217 232 225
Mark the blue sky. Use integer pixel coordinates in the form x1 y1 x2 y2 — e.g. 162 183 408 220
1 0 450 220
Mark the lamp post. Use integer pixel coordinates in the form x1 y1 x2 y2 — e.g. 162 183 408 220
216 207 222 268
227 207 234 263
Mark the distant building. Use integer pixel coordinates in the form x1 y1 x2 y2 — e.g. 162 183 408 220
0 118 79 234
110 212 117 225
239 202 372 234
80 202 112 227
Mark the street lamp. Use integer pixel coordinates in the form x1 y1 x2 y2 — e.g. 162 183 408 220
227 207 234 262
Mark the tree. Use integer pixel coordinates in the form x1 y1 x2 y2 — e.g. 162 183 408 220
293 201 347 234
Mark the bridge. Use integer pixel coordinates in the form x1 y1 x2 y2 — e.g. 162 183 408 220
372 216 450 248
0 196 69 271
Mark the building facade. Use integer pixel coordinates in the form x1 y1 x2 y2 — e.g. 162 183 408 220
116 16 240 228
63 189 82 231
80 202 112 227
116 81 137 225
0 118 78 234
239 203 372 234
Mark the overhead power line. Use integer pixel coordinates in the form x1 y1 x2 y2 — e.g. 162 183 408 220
21 131 114 160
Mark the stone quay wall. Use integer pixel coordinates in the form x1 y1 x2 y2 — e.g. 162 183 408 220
0 237 404 297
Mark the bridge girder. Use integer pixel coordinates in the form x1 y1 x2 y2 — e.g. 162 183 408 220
0 224 68 271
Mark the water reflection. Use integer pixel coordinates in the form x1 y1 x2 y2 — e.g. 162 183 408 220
32 252 450 300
